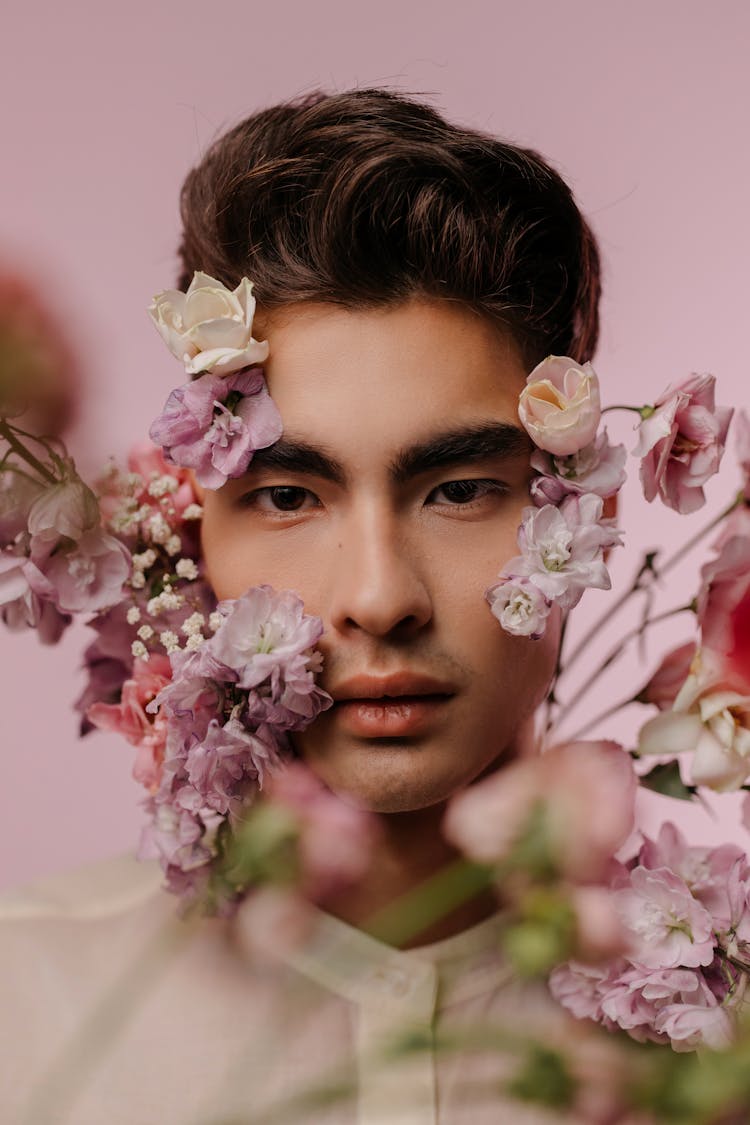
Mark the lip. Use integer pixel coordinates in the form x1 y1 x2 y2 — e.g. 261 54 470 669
329 673 455 738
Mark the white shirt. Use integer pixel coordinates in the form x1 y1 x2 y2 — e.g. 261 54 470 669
0 855 615 1124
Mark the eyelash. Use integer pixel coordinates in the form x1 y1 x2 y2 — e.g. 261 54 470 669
236 478 509 515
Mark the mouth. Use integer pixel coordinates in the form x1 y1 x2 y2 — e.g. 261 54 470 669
329 673 455 738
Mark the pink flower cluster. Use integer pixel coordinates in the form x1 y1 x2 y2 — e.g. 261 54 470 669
638 505 750 792
149 367 282 490
550 823 747 1051
489 358 624 639
78 443 214 774
137 586 333 906
0 440 130 643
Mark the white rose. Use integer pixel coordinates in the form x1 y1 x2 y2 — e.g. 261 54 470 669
149 271 269 376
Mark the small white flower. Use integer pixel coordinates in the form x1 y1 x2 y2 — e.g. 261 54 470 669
132 548 157 572
185 633 205 650
126 606 141 625
209 611 224 632
130 571 146 590
146 514 172 545
181 611 206 636
159 630 180 653
147 595 164 615
160 590 184 611
131 640 149 660
182 503 203 520
175 558 199 580
165 535 182 557
137 624 154 641
147 475 178 498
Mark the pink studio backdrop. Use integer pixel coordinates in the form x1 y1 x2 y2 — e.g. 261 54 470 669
1 1 749 888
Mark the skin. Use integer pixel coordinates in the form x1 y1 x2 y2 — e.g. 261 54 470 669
199 298 562 941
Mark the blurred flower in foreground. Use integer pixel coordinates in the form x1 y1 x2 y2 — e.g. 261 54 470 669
0 271 78 435
444 740 637 974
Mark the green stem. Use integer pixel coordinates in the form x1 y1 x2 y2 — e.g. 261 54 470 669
551 604 693 730
0 419 57 483
601 404 646 415
558 491 742 680
363 858 494 948
563 691 642 741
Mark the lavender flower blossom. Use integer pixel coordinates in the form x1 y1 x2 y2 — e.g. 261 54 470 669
149 367 282 489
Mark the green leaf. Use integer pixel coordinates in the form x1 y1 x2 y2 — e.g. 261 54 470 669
639 761 697 802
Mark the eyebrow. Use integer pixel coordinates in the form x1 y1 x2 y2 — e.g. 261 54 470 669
246 422 531 486
390 422 531 483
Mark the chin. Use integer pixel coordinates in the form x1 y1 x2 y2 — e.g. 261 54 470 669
295 738 495 815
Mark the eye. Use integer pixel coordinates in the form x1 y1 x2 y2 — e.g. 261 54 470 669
427 478 508 505
238 486 321 513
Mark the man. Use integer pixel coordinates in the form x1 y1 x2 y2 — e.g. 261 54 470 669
0 90 618 1123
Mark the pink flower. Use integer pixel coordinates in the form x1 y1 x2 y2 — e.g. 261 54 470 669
637 650 750 791
530 429 627 506
634 374 733 513
614 866 715 969
87 655 172 791
149 367 282 489
638 640 696 710
444 739 637 884
655 1001 735 1052
697 532 750 693
0 471 45 546
265 763 379 902
548 960 624 1025
638 822 746 930
518 356 601 456
26 477 100 546
484 575 551 638
736 408 750 501
25 527 131 613
500 494 622 612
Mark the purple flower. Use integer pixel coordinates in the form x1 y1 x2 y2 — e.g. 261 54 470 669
185 717 284 814
530 429 627 506
25 528 131 613
500 493 622 613
149 367 282 489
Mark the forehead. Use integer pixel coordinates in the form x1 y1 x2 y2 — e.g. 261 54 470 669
259 299 529 453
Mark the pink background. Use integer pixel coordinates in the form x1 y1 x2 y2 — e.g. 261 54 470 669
2 1 749 887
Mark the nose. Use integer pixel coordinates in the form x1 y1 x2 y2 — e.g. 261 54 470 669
328 507 433 638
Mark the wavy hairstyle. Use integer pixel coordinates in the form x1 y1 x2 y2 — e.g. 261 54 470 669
177 89 601 366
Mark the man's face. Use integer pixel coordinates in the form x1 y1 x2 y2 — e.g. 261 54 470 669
199 300 560 812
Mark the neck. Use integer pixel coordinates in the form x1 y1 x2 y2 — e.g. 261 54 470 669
320 802 499 950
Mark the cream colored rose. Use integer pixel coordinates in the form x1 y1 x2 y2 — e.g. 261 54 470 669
518 356 601 456
149 271 269 376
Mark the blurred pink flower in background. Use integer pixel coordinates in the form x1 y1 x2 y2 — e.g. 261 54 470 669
0 272 79 436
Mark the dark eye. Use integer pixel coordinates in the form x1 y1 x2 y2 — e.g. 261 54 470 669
428 479 506 505
267 486 310 511
238 486 320 513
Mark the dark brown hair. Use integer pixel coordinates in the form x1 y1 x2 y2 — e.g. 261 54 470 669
178 89 601 365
